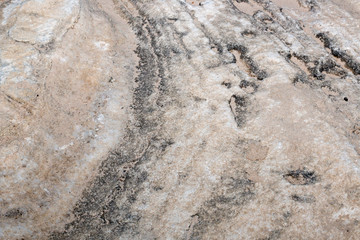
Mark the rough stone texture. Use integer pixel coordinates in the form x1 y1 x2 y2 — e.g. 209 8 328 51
1 0 360 239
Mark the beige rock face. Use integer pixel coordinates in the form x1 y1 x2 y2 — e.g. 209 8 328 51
1 0 137 237
1 0 360 239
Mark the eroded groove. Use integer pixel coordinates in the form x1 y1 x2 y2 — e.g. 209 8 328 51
317 32 360 75
227 44 268 80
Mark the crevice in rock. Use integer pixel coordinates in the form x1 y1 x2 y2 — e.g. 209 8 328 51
316 32 360 75
227 44 268 80
229 94 249 128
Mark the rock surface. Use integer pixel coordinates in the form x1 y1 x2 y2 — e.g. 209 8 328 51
1 0 360 239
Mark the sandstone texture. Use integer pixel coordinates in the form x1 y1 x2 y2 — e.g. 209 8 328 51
1 0 360 239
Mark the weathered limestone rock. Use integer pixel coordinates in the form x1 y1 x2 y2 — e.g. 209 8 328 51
1 0 360 239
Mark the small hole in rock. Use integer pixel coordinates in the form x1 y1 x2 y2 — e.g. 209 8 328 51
344 97 348 102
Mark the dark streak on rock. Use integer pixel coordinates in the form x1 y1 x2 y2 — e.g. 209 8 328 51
308 57 343 80
283 169 318 185
49 1 174 239
293 53 310 64
293 72 309 85
260 229 282 240
291 194 315 203
227 44 268 80
240 79 258 92
242 29 257 37
49 138 152 239
316 32 360 75
229 94 249 128
253 10 273 24
190 177 255 239
3 208 26 219
222 81 232 88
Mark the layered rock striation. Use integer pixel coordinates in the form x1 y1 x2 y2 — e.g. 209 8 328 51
1 0 360 239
